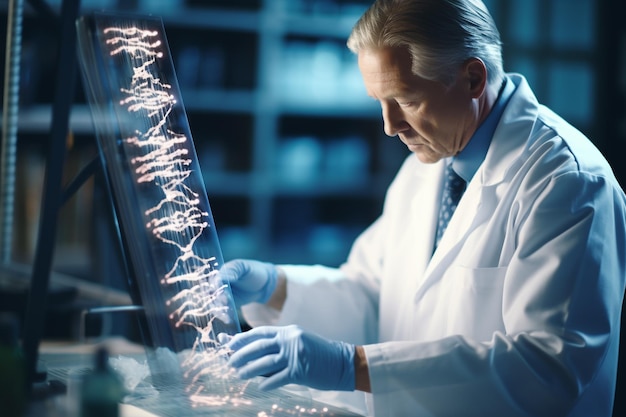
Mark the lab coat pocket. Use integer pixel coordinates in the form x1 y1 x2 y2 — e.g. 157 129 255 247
443 266 507 341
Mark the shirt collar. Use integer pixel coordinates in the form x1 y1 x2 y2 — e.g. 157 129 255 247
452 76 515 183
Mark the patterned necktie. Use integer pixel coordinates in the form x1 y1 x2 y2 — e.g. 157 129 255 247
434 164 467 250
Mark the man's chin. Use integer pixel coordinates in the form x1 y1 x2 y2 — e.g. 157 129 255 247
413 150 443 164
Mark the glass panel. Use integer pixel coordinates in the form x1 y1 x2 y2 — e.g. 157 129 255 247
76 13 242 411
548 62 594 124
550 0 595 48
508 0 540 47
506 56 540 92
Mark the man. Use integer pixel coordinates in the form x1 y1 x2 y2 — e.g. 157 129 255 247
219 0 626 415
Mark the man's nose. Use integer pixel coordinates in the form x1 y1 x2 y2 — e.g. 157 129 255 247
382 103 407 137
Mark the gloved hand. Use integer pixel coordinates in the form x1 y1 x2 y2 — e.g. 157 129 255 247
225 325 355 391
219 259 278 306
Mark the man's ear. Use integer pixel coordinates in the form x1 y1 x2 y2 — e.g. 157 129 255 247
465 58 488 99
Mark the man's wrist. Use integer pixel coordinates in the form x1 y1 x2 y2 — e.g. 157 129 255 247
266 266 287 311
354 345 371 392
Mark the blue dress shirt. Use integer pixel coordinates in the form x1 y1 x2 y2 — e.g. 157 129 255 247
452 76 516 183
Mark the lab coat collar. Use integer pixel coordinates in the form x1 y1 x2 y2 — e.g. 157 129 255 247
453 77 513 184
478 74 540 186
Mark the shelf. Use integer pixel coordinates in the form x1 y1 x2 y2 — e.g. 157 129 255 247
4 105 95 135
202 172 391 197
2 0 403 268
276 99 379 117
160 8 261 32
272 174 392 197
181 89 258 112
203 172 253 196
3 87 258 133
282 14 362 39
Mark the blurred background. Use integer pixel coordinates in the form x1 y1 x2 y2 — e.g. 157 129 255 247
0 0 625 341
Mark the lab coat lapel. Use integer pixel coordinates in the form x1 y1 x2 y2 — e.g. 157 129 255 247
414 75 538 301
409 161 446 289
414 177 481 300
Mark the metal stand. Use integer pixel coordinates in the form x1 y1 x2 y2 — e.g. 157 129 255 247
20 0 153 393
21 0 82 390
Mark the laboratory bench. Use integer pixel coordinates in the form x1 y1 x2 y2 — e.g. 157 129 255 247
22 337 365 417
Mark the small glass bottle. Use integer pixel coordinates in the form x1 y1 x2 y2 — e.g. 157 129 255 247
0 313 26 417
80 346 126 417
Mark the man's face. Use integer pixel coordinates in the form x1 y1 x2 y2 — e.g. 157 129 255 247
358 47 481 164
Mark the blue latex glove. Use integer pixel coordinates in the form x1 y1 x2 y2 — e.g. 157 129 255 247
225 325 355 391
219 259 278 306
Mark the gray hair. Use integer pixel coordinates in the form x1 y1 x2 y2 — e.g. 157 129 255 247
347 0 504 87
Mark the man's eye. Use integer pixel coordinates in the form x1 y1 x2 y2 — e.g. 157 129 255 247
398 101 414 107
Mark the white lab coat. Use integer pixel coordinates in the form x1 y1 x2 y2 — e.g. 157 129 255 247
242 74 626 416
